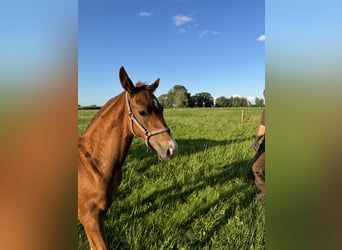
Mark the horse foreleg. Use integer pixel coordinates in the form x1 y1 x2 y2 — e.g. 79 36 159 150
80 209 107 250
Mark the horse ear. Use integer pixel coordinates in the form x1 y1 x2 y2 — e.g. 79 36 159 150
150 78 160 91
119 67 135 93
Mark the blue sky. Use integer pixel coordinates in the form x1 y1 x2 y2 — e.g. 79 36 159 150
79 0 265 106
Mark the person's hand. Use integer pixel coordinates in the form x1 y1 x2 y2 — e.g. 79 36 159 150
252 138 259 151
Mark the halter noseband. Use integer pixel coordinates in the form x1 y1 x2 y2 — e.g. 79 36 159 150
125 92 170 150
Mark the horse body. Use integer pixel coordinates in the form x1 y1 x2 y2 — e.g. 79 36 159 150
78 67 177 249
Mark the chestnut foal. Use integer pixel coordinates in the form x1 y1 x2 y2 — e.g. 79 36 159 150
78 67 178 249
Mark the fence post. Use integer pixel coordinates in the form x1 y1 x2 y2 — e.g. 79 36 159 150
241 109 244 123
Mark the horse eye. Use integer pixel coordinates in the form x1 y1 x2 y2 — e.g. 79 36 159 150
138 110 148 116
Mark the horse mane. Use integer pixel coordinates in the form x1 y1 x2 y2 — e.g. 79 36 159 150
80 82 154 136
80 94 122 136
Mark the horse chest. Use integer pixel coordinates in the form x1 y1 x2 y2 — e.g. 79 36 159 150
107 166 123 204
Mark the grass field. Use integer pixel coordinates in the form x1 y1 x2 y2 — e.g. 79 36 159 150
78 107 265 249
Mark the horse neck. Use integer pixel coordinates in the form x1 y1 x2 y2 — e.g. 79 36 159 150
80 92 133 175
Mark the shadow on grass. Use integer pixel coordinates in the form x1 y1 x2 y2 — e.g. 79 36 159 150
126 159 253 212
104 157 258 249
126 136 254 172
131 136 254 156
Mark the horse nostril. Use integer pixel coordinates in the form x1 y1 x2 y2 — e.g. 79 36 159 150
167 147 174 157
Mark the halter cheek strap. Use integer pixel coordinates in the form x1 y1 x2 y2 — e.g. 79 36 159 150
125 92 170 150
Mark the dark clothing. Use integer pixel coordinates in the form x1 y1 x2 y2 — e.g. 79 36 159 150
250 137 265 195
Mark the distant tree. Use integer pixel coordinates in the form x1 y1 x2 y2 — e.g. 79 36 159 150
240 97 248 107
228 96 248 107
255 97 265 107
158 94 172 108
215 96 230 107
158 85 256 108
168 85 190 108
229 96 239 107
190 92 214 107
78 104 101 110
189 95 199 107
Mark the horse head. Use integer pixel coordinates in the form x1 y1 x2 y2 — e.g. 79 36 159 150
119 66 178 161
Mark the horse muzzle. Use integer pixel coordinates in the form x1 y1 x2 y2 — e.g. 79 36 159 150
154 136 178 162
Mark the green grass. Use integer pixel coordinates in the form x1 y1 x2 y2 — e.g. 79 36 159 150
78 107 265 249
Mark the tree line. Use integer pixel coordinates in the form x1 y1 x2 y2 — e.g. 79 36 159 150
158 85 265 108
78 84 264 109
